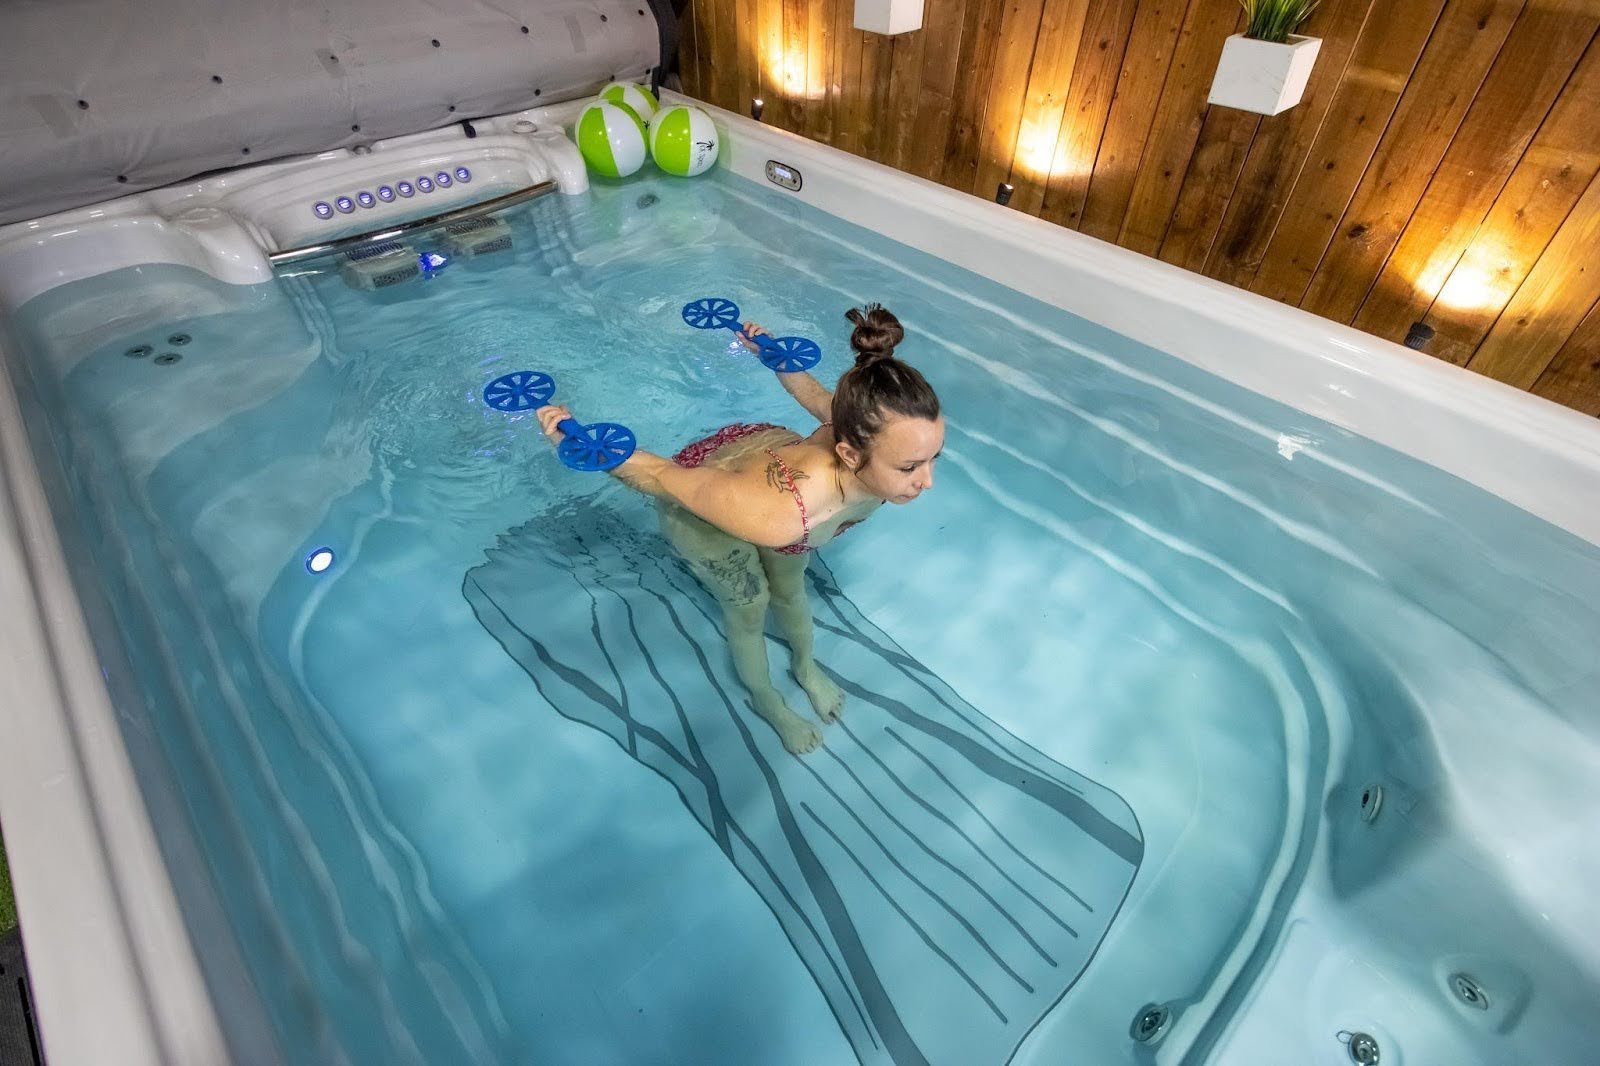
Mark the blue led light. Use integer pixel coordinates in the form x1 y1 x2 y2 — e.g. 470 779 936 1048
455 167 471 182
435 171 453 187
420 251 449 272
377 185 395 202
356 190 375 208
313 201 334 219
335 196 355 213
417 175 434 193
305 547 335 574
397 181 414 197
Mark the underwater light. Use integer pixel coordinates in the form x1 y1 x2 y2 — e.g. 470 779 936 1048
397 181 415 197
313 201 334 219
436 171 453 187
305 547 335 574
420 251 449 271
455 167 471 182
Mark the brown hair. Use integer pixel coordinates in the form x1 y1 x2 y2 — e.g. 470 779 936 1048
831 304 940 461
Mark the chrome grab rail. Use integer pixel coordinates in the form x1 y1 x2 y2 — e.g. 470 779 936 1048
267 179 557 266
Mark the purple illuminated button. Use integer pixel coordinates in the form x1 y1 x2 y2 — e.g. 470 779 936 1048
376 185 395 202
455 167 471 182
335 196 355 213
435 171 453 187
417 176 434 192
313 201 334 219
356 190 376 208
396 181 415 197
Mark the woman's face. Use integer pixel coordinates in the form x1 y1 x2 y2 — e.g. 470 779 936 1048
843 415 945 504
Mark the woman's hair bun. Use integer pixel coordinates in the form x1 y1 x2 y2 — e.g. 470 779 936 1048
845 303 904 367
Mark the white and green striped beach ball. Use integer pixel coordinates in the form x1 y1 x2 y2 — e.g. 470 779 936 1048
649 105 720 178
575 101 648 179
599 81 660 124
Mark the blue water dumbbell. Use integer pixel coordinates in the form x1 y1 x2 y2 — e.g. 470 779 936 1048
681 297 822 373
483 370 636 472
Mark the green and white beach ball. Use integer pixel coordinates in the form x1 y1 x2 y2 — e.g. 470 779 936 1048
575 101 648 178
599 81 660 123
649 105 720 177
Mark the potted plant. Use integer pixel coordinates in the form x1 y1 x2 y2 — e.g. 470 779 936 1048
1207 0 1321 116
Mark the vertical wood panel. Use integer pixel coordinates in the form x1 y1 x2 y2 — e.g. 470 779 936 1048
756 0 785 123
1466 170 1600 388
677 0 1600 419
1158 106 1258 269
1078 0 1194 240
884 25 930 170
1299 0 1526 323
941 0 1007 189
1117 0 1241 254
1038 0 1140 227
782 0 812 131
1350 4 1598 341
1005 0 1092 214
828 1 865 152
1422 38 1600 364
681 0 705 97
1249 0 1447 303
904 0 972 179
733 0 761 113
1532 295 1600 416
1202 0 1377 286
972 0 1052 197
714 0 742 108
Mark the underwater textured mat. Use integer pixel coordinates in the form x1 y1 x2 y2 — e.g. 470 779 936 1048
464 499 1142 1065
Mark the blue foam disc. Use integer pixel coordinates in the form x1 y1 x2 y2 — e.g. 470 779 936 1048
682 297 741 332
759 336 822 373
484 370 556 411
557 422 637 472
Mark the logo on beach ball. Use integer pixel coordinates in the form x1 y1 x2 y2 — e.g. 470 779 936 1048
599 81 660 123
649 105 719 177
576 101 648 178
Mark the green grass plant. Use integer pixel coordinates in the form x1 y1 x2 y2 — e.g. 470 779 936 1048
1240 0 1318 43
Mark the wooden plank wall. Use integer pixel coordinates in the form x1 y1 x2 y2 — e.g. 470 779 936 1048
677 0 1600 418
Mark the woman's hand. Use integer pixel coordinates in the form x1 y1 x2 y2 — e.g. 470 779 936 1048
537 404 573 446
737 321 771 353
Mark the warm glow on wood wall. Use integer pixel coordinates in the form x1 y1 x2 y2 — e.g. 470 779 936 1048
680 0 1600 418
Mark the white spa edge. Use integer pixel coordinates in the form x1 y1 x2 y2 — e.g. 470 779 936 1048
0 92 1597 1064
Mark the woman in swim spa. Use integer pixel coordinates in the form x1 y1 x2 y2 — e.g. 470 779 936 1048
537 303 944 755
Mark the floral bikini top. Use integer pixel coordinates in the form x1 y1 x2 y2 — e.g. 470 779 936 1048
670 420 865 555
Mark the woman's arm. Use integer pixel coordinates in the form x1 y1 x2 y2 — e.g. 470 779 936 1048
536 406 803 548
740 322 833 424
777 371 834 424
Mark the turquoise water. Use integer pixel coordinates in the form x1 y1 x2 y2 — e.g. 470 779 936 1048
10 167 1600 1064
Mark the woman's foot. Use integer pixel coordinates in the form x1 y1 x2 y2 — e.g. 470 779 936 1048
753 691 823 754
794 663 846 724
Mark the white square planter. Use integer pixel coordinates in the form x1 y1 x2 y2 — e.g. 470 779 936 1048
1207 33 1321 116
854 0 924 35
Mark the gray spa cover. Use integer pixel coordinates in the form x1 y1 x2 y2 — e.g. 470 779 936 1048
0 0 670 226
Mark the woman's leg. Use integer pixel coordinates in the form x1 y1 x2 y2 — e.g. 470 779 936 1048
660 503 823 754
760 549 846 724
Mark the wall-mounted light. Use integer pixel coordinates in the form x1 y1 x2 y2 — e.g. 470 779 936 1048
1403 321 1435 350
305 547 336 574
995 183 1015 206
751 97 765 121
